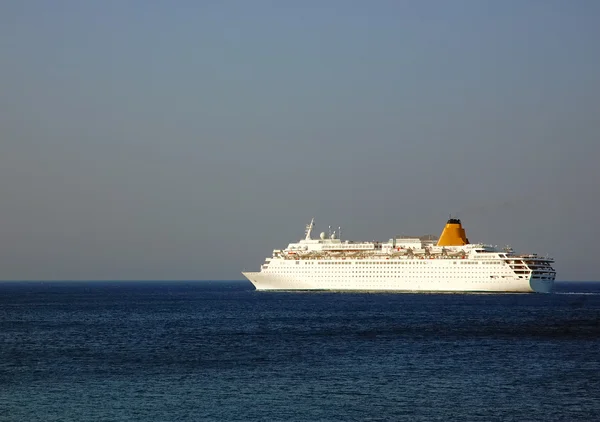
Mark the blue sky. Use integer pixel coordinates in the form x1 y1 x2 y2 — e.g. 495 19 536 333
1 1 599 280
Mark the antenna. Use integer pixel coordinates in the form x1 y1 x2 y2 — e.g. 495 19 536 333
338 226 341 240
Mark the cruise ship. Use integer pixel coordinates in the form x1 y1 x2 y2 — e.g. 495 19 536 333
242 218 556 293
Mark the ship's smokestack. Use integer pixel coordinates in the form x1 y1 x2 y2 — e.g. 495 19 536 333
436 218 469 246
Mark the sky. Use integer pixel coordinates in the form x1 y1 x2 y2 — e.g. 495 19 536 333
1 0 599 281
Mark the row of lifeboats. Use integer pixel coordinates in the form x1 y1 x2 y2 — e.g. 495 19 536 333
278 252 469 260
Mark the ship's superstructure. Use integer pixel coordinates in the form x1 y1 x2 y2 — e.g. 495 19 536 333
242 218 556 293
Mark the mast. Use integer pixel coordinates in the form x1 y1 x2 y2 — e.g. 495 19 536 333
305 218 315 240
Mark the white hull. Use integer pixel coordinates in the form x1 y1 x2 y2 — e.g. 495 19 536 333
242 271 554 293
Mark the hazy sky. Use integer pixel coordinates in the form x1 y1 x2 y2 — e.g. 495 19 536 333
1 1 599 281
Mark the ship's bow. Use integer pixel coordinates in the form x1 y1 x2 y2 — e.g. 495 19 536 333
242 272 262 290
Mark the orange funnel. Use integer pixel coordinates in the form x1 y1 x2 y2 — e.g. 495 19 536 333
437 218 469 246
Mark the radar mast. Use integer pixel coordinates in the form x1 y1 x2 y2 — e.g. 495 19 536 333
305 218 315 240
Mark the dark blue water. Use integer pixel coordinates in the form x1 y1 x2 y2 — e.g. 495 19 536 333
1 281 599 421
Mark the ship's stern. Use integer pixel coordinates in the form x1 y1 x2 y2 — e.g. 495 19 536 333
529 278 555 293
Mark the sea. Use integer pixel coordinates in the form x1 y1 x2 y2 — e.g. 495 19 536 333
1 281 599 422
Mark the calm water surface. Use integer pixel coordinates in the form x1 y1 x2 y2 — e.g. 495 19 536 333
1 281 599 421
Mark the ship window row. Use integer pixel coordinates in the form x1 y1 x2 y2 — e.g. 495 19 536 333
274 260 503 265
312 261 436 265
276 275 516 282
273 272 510 275
268 266 507 272
270 265 509 270
317 261 352 265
